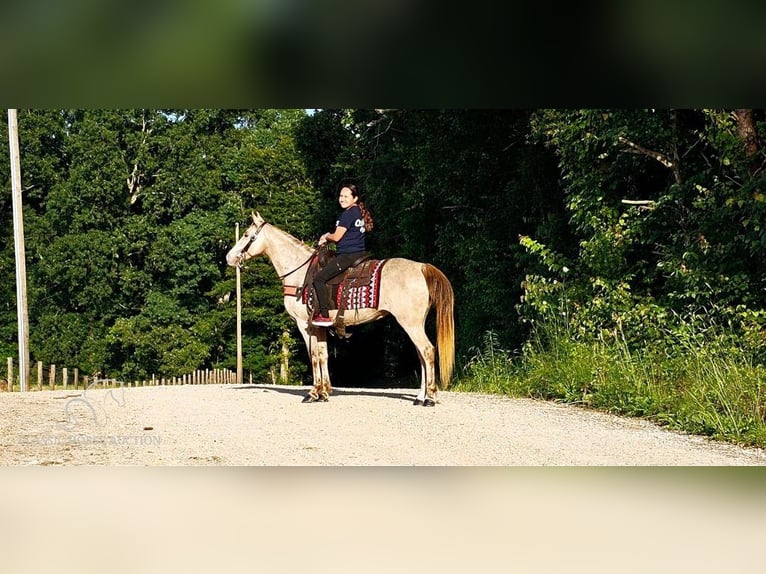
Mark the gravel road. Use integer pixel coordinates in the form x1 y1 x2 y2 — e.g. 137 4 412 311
2 383 765 465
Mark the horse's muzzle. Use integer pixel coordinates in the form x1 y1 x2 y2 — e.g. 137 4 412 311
226 251 244 268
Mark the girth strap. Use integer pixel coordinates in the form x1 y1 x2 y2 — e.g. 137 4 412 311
283 285 302 298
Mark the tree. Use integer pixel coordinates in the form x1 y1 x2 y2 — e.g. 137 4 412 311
0 109 320 382
525 109 766 355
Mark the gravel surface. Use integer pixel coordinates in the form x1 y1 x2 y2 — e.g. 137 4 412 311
2 383 765 465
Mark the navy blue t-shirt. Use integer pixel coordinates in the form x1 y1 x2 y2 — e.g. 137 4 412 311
335 205 366 254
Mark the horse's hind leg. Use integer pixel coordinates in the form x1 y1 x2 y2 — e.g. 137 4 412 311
419 343 437 406
397 322 437 406
415 355 427 405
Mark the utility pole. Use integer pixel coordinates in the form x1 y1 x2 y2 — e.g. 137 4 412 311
235 223 242 385
8 109 29 392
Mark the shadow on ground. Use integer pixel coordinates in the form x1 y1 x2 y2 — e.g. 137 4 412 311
231 384 419 403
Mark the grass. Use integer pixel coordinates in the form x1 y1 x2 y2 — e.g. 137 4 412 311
455 325 766 449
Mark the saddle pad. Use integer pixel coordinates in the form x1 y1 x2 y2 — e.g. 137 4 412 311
302 259 387 310
336 259 387 310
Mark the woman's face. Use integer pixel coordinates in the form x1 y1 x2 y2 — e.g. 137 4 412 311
338 187 358 209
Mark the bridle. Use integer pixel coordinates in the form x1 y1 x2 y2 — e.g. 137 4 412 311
235 219 317 280
233 220 267 268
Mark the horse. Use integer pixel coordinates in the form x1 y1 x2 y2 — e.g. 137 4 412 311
225 212 455 406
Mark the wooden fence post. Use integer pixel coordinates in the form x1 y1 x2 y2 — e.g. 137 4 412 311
7 357 13 392
62 367 68 390
37 361 42 391
49 364 56 391
74 368 79 390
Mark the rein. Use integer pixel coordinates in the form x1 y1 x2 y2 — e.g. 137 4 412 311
278 249 317 280
239 221 316 277
278 246 317 299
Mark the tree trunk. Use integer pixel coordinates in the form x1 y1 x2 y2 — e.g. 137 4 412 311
734 109 759 175
279 331 290 384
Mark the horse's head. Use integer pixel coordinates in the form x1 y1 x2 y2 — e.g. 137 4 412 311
226 212 267 267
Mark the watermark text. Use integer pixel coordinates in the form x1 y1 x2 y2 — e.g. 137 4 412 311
17 434 162 447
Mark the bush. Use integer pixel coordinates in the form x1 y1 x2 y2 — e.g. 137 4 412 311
456 316 766 449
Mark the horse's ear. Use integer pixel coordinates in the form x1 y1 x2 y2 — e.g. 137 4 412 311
251 211 263 224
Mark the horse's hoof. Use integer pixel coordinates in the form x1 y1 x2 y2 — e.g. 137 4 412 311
302 394 318 403
413 399 423 406
422 398 436 407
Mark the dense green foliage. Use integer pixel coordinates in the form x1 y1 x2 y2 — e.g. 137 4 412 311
452 109 766 446
2 109 317 381
4 109 766 447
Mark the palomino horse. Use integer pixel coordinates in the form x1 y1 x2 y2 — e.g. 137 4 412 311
226 212 455 406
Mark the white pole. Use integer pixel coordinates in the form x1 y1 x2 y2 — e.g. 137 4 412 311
8 109 29 392
236 223 242 385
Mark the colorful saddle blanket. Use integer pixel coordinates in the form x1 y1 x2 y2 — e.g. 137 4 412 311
302 258 387 311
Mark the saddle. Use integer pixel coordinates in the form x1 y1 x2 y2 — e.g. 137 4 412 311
298 245 384 337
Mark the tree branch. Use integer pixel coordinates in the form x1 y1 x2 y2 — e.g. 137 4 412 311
127 111 152 205
621 199 655 211
618 136 681 184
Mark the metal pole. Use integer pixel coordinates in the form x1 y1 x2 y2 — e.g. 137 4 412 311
235 223 243 385
8 109 29 392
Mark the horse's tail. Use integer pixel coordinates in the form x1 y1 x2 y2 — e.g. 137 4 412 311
423 264 455 390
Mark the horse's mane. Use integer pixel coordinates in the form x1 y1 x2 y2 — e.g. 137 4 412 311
267 221 315 253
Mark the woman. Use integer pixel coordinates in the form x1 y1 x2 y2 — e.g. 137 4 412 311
311 183 374 327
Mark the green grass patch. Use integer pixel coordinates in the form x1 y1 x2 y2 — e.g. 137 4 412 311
455 325 766 449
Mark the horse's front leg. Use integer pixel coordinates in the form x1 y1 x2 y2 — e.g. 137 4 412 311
302 326 332 402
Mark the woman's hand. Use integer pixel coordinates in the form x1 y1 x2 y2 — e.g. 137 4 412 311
319 227 346 245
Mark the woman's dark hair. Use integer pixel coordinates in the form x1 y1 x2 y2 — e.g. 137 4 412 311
343 183 374 232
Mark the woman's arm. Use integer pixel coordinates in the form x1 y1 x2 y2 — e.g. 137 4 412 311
319 226 347 245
